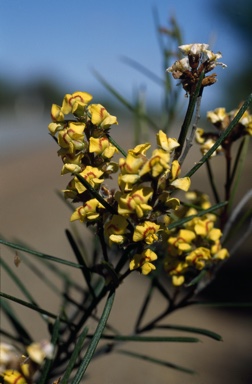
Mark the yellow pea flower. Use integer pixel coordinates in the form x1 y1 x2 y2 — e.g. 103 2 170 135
129 249 158 275
116 186 153 218
156 130 180 152
168 229 196 254
51 104 64 122
70 199 104 222
186 247 211 270
89 136 117 159
104 215 129 245
88 104 118 128
213 248 229 260
73 166 104 194
0 370 27 384
195 128 205 144
26 340 54 365
170 177 191 191
58 122 85 153
61 163 82 175
48 121 66 135
164 257 188 286
61 91 93 115
207 107 227 126
139 149 170 178
133 221 160 244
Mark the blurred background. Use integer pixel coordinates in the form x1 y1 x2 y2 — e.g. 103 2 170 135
1 0 252 383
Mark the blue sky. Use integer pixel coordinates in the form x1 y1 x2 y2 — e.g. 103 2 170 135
1 0 243 106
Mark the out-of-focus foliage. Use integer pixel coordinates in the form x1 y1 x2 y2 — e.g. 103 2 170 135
214 0 252 106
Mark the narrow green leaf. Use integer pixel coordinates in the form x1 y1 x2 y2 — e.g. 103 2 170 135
65 229 96 299
0 292 72 325
117 349 195 374
0 239 83 269
7 236 84 291
60 327 89 384
39 317 61 384
89 334 199 343
205 159 221 204
1 258 39 307
0 298 33 344
156 324 222 341
72 289 115 384
135 283 155 331
186 93 252 177
18 252 61 295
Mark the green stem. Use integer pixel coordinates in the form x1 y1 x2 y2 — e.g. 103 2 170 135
174 71 205 160
186 93 252 178
72 289 115 384
205 159 220 204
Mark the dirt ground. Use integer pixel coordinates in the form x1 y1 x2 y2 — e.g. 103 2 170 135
1 116 252 383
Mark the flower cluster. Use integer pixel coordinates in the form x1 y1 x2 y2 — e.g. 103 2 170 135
0 341 53 384
164 191 229 285
48 91 228 286
166 43 227 96
195 106 252 156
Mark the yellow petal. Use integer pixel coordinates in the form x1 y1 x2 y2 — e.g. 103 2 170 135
171 177 191 191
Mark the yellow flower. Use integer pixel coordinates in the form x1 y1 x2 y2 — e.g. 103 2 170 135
61 91 93 115
186 247 211 270
118 144 150 191
58 122 85 154
139 148 170 178
73 166 104 194
88 104 118 128
185 191 211 210
118 173 141 192
51 104 64 122
194 219 214 237
133 221 160 244
169 160 180 181
70 199 104 222
61 152 84 167
89 136 117 159
201 138 223 156
207 107 227 125
48 121 66 136
129 249 158 275
214 248 229 260
61 163 82 175
156 130 180 152
164 256 188 286
116 186 153 218
172 275 185 286
104 215 129 245
119 144 149 174
0 370 27 384
26 341 54 365
168 229 196 254
170 177 191 191
195 128 205 144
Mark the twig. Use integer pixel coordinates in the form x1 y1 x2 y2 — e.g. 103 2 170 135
179 96 202 166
